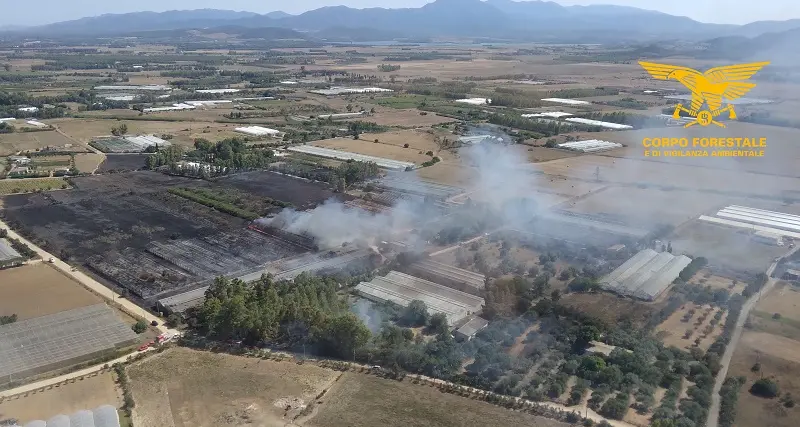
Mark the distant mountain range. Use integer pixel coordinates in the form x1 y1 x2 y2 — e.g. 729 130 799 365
3 1 800 44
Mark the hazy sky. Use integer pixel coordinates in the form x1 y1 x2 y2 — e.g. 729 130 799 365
2 0 798 27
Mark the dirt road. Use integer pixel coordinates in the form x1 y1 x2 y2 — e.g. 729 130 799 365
706 246 799 427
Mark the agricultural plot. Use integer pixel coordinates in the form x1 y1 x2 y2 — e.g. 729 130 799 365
73 153 105 173
748 282 800 341
0 178 69 195
559 292 658 328
0 131 76 156
728 339 800 427
0 264 101 320
96 154 148 172
367 108 454 127
127 348 339 427
654 304 727 351
0 372 121 425
1 172 335 300
0 304 137 385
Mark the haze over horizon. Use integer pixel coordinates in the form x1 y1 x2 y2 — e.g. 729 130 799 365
1 0 798 27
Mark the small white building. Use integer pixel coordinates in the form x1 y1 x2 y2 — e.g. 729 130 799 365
18 106 39 113
234 126 283 138
455 98 491 105
9 155 30 165
196 88 240 94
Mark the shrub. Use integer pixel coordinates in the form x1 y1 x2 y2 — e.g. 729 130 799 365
132 320 148 334
750 378 779 398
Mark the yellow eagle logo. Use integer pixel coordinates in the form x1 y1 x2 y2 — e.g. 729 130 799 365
638 61 770 128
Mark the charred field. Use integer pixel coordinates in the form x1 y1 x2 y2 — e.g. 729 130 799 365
0 171 342 302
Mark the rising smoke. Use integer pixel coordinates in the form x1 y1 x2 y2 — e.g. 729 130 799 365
261 142 554 249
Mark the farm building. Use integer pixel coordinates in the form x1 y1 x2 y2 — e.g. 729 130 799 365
142 103 196 113
309 87 393 96
18 106 39 113
454 316 489 341
0 304 137 386
235 126 283 137
521 112 573 118
8 155 30 164
26 120 48 128
783 269 800 280
288 145 415 170
22 405 121 427
600 249 692 301
455 98 491 105
557 140 623 153
699 205 800 240
405 258 485 296
185 100 233 107
356 271 485 325
0 238 23 263
541 98 590 105
195 88 240 94
751 230 784 246
95 85 170 91
564 118 633 130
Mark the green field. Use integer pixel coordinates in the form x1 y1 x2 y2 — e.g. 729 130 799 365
375 94 446 109
0 177 70 194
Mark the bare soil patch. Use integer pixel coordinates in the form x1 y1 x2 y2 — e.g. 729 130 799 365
740 331 800 365
73 153 106 173
0 371 121 424
307 372 570 427
127 348 338 427
368 109 454 127
0 264 101 320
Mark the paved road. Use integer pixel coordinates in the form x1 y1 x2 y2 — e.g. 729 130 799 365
706 246 798 427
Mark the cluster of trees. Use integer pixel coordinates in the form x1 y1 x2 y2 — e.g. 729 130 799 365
328 160 381 192
347 121 384 139
679 257 708 281
0 230 36 259
110 123 128 136
186 137 276 170
421 156 441 168
548 87 619 98
750 378 779 398
739 111 800 130
401 81 477 100
600 97 649 110
193 275 361 354
0 121 13 134
384 53 460 61
0 314 17 325
145 145 185 170
161 69 219 79
719 376 746 427
377 64 401 72
168 188 260 220
488 114 569 137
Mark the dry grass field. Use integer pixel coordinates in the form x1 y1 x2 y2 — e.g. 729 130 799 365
52 118 236 144
306 372 570 427
748 282 800 341
73 153 106 173
0 131 77 155
0 178 70 195
0 371 122 424
692 270 746 294
127 348 339 427
522 146 582 163
728 340 800 427
311 137 433 164
654 304 727 351
670 221 785 272
367 109 454 127
0 264 102 320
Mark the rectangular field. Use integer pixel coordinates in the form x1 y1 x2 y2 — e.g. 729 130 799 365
307 372 570 427
654 304 727 351
0 371 121 424
127 347 339 427
0 304 137 384
0 131 76 156
0 178 69 195
0 264 102 320
311 137 433 164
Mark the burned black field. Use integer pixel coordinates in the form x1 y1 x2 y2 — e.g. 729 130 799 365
0 171 341 301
